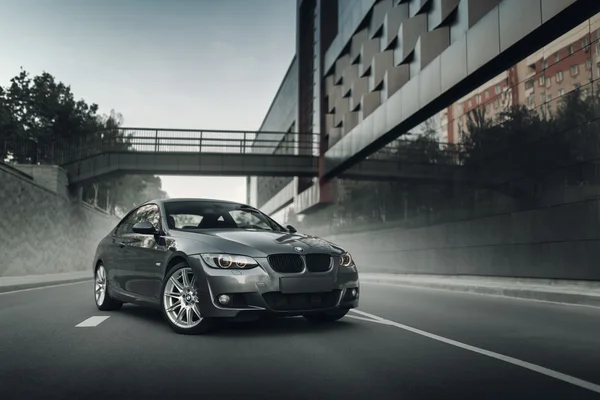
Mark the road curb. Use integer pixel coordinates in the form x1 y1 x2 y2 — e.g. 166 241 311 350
0 277 92 294
360 277 600 307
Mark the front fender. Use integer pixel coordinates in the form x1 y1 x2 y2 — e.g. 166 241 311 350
161 251 195 277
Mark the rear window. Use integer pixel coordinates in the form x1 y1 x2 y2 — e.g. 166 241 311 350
164 201 283 231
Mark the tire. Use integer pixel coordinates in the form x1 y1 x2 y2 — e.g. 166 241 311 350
94 264 123 311
303 309 349 323
160 262 215 335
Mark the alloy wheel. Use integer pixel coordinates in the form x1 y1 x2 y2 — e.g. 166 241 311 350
163 267 203 329
95 265 107 306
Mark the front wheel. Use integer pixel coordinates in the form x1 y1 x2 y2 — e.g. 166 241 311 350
160 263 215 335
303 309 349 323
95 264 123 311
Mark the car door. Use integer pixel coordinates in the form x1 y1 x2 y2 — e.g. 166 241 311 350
127 203 168 299
109 210 139 292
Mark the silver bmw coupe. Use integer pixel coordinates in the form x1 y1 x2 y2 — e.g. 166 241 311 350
93 198 360 334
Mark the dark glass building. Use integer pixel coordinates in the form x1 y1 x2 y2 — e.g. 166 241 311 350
247 0 600 224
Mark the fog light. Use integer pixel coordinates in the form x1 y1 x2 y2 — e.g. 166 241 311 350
351 288 357 297
218 294 231 305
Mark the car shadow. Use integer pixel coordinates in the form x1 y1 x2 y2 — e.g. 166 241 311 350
117 304 358 336
217 316 357 337
117 304 166 325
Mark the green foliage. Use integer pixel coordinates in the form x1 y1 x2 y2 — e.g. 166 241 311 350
0 68 168 215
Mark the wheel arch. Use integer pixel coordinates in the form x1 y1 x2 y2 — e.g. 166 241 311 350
163 252 192 277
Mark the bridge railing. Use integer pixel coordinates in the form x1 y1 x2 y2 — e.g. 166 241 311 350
1 130 465 168
0 128 320 165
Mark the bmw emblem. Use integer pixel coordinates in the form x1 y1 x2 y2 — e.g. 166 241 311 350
294 246 303 252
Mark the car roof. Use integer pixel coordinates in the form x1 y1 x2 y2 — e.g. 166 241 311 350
143 198 252 208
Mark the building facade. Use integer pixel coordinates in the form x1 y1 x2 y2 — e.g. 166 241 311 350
248 0 600 220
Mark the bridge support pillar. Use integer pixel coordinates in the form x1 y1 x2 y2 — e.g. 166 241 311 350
76 185 83 203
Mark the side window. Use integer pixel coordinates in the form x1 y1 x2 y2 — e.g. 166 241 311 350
146 205 161 230
115 212 137 236
115 204 161 235
133 204 162 231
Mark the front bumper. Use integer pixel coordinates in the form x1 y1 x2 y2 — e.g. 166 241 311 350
188 254 360 319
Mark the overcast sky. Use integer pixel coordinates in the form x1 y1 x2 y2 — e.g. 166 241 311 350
0 0 296 208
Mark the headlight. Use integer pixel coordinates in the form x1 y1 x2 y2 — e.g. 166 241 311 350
200 253 259 269
339 252 355 267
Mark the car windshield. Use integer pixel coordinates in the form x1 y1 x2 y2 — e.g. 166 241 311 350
164 201 285 232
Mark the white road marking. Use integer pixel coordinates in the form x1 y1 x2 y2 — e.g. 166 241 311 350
350 309 600 394
346 314 384 323
0 280 90 296
75 316 111 327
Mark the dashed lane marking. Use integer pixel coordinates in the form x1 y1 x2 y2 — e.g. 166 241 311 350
75 316 111 327
350 309 600 394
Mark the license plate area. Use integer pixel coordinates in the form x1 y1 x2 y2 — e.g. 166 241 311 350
279 277 335 294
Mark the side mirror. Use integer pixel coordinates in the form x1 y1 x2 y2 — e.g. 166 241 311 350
133 221 158 235
286 225 297 234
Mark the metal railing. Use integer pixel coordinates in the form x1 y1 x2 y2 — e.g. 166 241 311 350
1 128 321 166
1 129 465 171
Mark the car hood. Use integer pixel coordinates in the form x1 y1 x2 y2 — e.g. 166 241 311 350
173 229 345 257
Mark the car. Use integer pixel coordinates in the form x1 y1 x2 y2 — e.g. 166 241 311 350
93 198 360 334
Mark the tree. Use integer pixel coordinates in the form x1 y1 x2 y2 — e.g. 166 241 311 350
0 68 169 214
0 68 102 164
81 110 168 215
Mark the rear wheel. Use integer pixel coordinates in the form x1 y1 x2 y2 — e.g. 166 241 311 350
303 309 348 323
94 264 123 311
160 262 214 335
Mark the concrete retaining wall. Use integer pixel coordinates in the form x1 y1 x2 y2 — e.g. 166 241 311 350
12 165 70 198
0 163 118 276
323 199 600 280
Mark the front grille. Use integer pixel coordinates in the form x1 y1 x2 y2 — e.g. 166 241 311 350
262 290 341 311
305 254 332 272
267 254 303 273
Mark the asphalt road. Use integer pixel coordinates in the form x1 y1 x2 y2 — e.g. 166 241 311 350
1 282 600 400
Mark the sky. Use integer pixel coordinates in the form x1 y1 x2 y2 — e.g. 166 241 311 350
0 0 296 206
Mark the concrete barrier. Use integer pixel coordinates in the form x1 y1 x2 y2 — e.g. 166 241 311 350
322 198 600 281
0 163 118 277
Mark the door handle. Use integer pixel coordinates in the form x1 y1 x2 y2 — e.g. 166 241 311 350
119 242 126 248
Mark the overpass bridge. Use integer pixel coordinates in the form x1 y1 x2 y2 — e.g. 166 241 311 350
1 128 496 186
56 128 318 185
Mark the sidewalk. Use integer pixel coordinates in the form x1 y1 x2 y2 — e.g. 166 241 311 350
0 271 92 293
360 273 600 307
